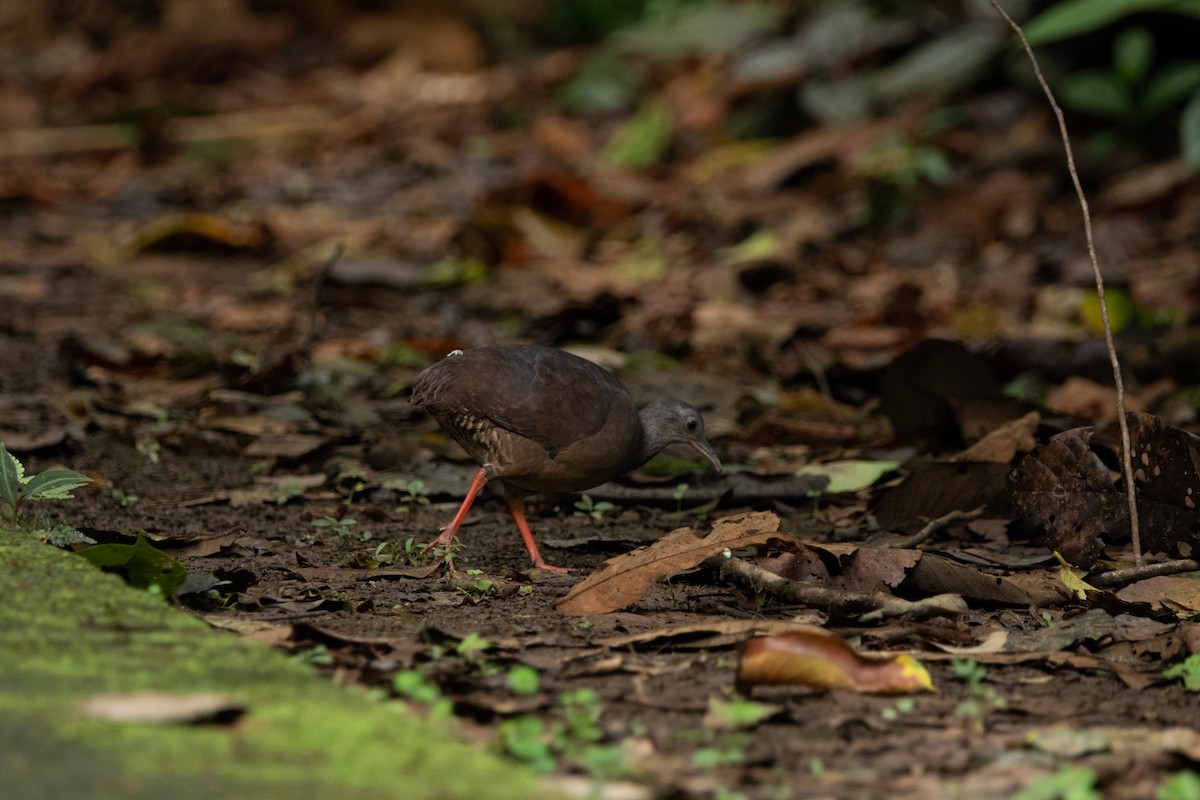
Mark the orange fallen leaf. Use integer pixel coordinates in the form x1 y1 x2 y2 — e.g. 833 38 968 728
737 629 935 695
556 511 783 615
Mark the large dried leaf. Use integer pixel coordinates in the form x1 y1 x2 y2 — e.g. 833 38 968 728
557 511 783 615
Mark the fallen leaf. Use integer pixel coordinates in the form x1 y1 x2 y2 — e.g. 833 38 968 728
904 553 1070 607
80 692 244 724
736 629 935 694
952 411 1040 464
1009 426 1124 568
77 534 188 596
557 511 783 615
795 459 899 494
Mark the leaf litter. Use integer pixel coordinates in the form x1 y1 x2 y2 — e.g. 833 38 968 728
5 3 1200 798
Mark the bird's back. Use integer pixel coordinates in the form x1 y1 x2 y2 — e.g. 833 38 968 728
411 346 645 492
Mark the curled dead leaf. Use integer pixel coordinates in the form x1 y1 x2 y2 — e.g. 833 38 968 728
736 629 935 695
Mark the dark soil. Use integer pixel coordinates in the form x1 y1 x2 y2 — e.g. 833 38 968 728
9 259 1200 800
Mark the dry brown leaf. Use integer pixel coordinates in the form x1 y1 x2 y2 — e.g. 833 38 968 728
952 411 1040 464
557 511 783 615
736 630 935 694
905 553 1070 607
1116 576 1200 614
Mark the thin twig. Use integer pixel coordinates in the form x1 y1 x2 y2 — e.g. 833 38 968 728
880 507 983 549
990 1 1142 564
1089 558 1200 589
714 555 968 620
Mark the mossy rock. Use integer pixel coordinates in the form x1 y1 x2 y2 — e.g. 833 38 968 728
0 531 543 800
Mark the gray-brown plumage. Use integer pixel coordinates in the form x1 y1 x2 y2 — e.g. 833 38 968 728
410 345 722 570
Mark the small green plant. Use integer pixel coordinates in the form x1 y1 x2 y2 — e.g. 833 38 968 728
1164 654 1200 692
311 515 368 541
459 569 494 595
373 536 425 567
500 687 624 779
455 632 493 661
1024 10 1200 168
426 536 465 568
111 488 139 508
952 658 1007 725
506 665 541 696
400 479 431 508
1014 767 1101 800
690 696 777 768
393 670 454 720
135 438 161 464
672 482 689 513
0 443 93 545
1159 770 1200 800
881 697 916 722
573 494 615 521
291 644 334 666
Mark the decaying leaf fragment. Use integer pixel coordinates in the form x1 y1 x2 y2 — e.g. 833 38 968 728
736 629 935 695
1010 412 1200 567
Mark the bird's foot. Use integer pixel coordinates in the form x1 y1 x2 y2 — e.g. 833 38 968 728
420 528 462 569
530 560 570 573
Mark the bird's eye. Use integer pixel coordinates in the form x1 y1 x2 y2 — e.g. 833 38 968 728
686 417 699 432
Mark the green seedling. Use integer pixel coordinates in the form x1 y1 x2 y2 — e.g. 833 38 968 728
506 665 540 696
500 687 624 779
393 670 453 721
881 697 916 722
1164 654 1200 692
573 494 614 521
291 644 333 667
135 438 161 464
1014 767 1100 800
673 482 689 513
372 536 423 567
400 479 431 509
111 488 139 508
459 569 493 595
691 695 777 769
455 632 492 662
0 443 93 545
1159 770 1200 800
951 658 1007 726
311 515 369 541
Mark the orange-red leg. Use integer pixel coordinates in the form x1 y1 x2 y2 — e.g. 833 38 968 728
422 467 490 560
506 496 569 572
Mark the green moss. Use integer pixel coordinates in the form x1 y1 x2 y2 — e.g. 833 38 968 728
0 531 543 800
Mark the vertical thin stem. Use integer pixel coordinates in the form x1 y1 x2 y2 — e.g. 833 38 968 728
990 1 1141 563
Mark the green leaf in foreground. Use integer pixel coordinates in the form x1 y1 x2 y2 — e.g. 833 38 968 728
77 534 188 596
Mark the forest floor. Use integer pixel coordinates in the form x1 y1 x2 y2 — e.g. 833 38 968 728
5 3 1200 798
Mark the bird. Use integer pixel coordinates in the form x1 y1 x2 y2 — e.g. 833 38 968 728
409 345 722 571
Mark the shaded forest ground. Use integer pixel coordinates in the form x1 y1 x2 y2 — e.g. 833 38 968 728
5 2 1200 798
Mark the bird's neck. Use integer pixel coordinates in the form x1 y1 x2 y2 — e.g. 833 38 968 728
634 402 670 466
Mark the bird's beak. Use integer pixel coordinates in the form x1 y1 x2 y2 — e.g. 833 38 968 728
693 440 723 474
